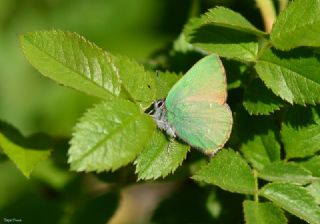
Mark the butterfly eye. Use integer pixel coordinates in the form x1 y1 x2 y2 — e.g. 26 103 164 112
157 101 164 107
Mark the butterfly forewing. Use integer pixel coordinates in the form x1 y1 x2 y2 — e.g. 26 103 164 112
166 54 227 108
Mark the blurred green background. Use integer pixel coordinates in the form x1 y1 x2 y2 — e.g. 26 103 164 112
0 0 264 223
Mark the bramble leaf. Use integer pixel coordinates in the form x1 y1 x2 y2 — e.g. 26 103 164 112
243 79 284 115
260 183 320 224
255 48 320 105
259 162 318 184
271 0 320 50
193 149 256 194
134 129 190 180
299 156 320 177
243 201 287 224
68 99 155 172
281 123 320 159
0 121 52 178
183 7 262 62
155 71 182 99
306 181 320 205
202 7 266 36
236 110 281 171
20 30 156 109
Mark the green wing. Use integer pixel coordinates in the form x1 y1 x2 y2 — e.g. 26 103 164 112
166 101 232 153
165 54 232 153
166 54 227 107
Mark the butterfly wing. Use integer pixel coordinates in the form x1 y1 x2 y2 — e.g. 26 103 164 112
165 55 232 153
166 101 232 153
166 54 227 107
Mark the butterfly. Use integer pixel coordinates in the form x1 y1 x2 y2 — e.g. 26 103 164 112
151 54 233 156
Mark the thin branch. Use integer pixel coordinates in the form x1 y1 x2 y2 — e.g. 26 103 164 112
255 0 277 33
253 169 259 202
188 0 201 18
279 0 289 12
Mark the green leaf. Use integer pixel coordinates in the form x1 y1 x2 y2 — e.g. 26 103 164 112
155 71 182 99
172 33 195 53
193 149 256 194
243 79 284 115
223 59 246 90
134 129 190 180
111 54 157 109
259 162 318 184
195 7 266 36
183 7 263 62
270 0 320 50
281 123 320 159
184 19 258 62
20 30 156 109
299 156 320 177
260 183 320 224
243 201 287 224
68 99 155 172
236 110 281 171
0 122 52 178
255 48 320 105
306 181 320 205
282 105 319 126
312 106 320 124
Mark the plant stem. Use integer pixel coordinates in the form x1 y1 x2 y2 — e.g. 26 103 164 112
253 169 259 202
188 0 201 18
279 0 289 12
256 40 272 60
255 0 276 33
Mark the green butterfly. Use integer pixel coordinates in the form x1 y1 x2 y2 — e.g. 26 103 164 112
151 54 233 155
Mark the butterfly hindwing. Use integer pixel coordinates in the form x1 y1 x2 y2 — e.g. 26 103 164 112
166 101 232 153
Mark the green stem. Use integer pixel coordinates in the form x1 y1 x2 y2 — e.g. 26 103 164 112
253 169 259 202
256 40 272 60
255 0 277 33
279 0 289 12
188 0 201 18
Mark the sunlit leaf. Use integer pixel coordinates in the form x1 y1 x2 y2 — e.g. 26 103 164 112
256 48 320 105
271 0 320 50
259 162 318 184
260 183 320 224
68 99 155 172
281 123 320 159
193 149 256 194
135 129 190 180
299 156 320 177
20 30 156 109
155 71 182 99
243 201 287 224
306 181 320 205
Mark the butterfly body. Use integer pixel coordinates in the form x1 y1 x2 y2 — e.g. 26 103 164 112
152 100 176 138
152 55 233 155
